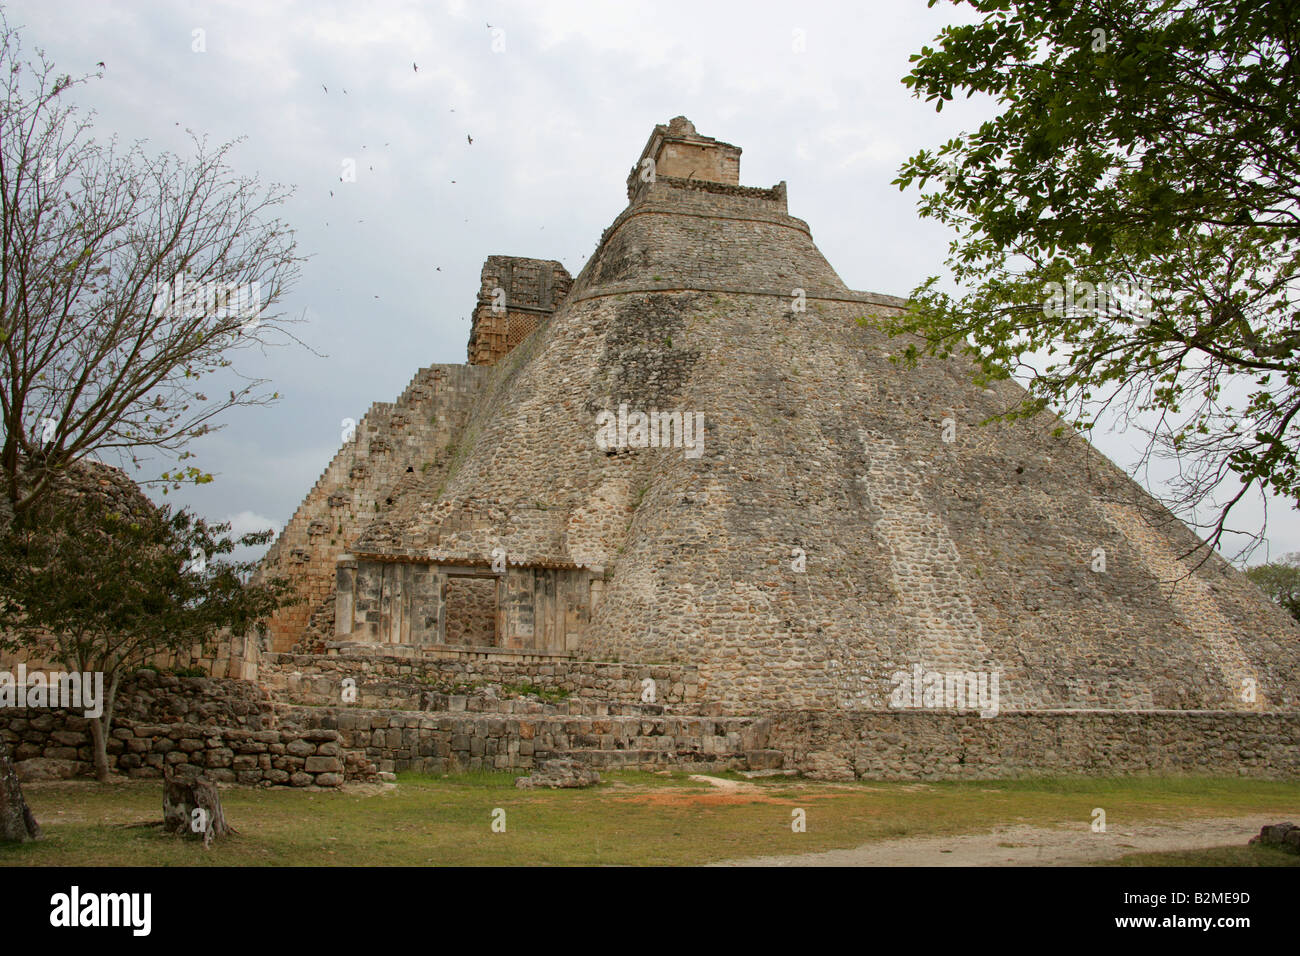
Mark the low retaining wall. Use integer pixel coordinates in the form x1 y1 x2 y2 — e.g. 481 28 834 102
3 716 371 787
7 671 1299 785
278 705 774 775
766 710 1300 780
0 671 371 787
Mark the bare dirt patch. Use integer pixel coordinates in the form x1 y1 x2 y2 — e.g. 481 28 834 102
712 815 1281 866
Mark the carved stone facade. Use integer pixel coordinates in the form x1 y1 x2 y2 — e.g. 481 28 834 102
466 256 572 367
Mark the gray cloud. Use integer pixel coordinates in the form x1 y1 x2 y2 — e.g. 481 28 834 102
8 0 1295 563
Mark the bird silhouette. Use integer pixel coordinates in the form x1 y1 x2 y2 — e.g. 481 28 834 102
467 135 473 145
329 190 334 197
96 61 105 69
412 62 418 72
322 84 327 93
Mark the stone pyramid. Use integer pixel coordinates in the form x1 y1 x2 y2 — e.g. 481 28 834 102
262 116 1300 719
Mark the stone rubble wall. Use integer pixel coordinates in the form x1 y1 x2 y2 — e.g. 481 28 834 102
0 671 376 786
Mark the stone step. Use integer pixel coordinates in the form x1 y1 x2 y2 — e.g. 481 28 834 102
275 706 764 738
356 747 782 776
271 704 776 777
266 692 720 719
260 652 700 706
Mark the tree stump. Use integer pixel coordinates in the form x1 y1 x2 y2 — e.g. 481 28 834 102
0 748 41 843
163 769 234 849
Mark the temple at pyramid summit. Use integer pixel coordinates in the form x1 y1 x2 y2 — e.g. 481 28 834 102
249 116 1300 777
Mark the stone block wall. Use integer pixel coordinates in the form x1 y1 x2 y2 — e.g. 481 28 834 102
765 710 1300 780
6 715 366 787
0 671 375 786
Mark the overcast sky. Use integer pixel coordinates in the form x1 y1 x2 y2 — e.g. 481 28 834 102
7 0 1296 566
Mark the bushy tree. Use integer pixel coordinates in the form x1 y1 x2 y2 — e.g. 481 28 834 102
1245 553 1300 622
890 0 1299 560
0 469 299 781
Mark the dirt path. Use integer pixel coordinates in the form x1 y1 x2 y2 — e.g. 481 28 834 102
712 815 1276 866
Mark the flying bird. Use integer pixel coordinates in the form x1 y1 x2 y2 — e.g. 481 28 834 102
96 61 105 69
412 62 418 72
467 134 473 145
322 84 327 93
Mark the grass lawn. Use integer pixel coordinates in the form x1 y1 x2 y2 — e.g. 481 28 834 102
1108 845 1299 866
2 771 1297 866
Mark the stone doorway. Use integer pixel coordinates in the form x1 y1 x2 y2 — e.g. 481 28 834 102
443 573 499 646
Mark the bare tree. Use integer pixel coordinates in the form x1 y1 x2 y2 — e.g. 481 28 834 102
0 13 304 519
